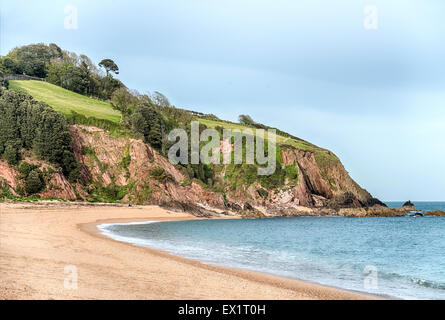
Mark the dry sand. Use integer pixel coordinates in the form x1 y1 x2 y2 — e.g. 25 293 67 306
0 202 374 300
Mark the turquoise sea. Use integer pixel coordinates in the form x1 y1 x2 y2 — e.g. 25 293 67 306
99 202 445 300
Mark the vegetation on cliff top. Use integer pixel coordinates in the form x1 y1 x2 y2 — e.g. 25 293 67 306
198 118 339 169
9 80 121 123
0 42 349 204
1 43 122 100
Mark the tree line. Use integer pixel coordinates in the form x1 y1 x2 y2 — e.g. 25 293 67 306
0 43 121 100
0 87 80 182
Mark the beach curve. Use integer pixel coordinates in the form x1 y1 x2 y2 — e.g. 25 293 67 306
0 202 375 300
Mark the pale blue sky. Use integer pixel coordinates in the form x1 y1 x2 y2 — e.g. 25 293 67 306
1 0 444 201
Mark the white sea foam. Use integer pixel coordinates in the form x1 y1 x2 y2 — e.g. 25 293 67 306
97 213 445 300
98 221 161 247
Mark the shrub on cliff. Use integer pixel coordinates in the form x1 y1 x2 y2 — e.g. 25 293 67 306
149 167 173 183
130 103 166 151
25 170 44 195
18 161 39 178
0 78 9 89
4 144 19 165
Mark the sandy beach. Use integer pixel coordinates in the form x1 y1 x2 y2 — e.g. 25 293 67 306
0 202 373 300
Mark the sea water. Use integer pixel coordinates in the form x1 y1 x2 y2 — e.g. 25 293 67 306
99 202 445 300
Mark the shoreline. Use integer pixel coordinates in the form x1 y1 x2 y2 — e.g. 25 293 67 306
1 202 376 300
92 218 388 300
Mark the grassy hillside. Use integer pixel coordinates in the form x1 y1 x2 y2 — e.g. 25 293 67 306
198 118 339 168
9 80 121 123
8 80 338 169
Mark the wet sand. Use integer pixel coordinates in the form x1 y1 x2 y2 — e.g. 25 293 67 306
0 202 374 300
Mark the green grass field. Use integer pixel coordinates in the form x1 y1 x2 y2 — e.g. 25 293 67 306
8 80 337 167
198 118 339 167
9 80 122 123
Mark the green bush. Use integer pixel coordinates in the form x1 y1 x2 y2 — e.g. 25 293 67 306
4 144 18 165
0 78 9 89
25 170 44 195
257 188 269 199
18 161 40 177
130 103 166 151
284 164 298 181
67 111 122 133
102 184 125 201
149 167 173 183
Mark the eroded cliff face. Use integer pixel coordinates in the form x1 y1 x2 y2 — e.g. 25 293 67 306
0 125 377 216
0 158 77 200
70 125 225 214
279 148 372 206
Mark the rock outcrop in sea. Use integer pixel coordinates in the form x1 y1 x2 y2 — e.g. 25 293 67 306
402 200 415 208
425 210 445 217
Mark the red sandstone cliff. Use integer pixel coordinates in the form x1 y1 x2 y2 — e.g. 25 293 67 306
0 125 377 216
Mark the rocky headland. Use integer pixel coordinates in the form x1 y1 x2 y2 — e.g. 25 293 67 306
0 126 418 218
